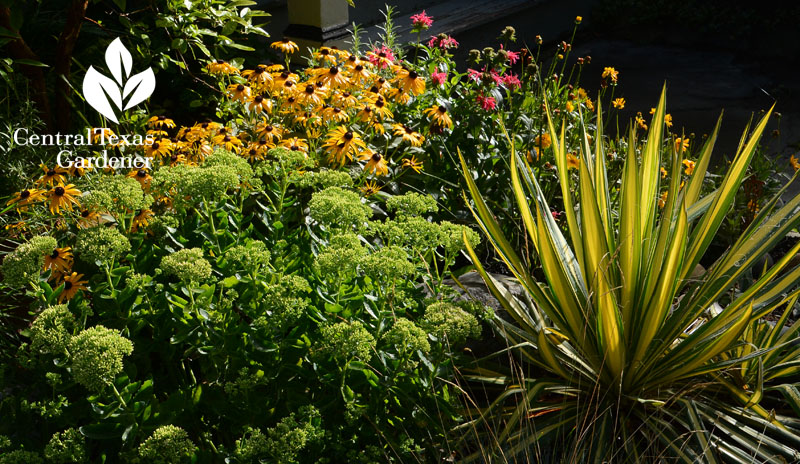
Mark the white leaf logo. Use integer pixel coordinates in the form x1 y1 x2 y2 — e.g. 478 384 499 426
82 37 156 123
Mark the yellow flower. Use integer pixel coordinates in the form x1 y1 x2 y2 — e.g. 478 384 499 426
37 165 68 186
359 149 389 176
635 113 647 130
58 272 88 303
747 199 760 214
565 101 574 112
682 159 696 175
392 124 425 147
658 191 668 208
612 97 625 109
78 209 102 229
660 166 667 178
271 38 299 54
47 184 81 215
211 134 243 153
6 188 45 211
280 137 309 154
44 246 73 273
206 59 239 75
313 65 349 89
147 115 176 130
126 168 152 190
424 105 453 129
394 68 426 95
247 94 273 113
242 65 274 87
321 105 350 124
227 83 252 103
296 82 326 107
322 126 365 165
360 180 382 196
312 47 338 65
675 137 689 152
602 66 619 83
402 156 424 174
144 138 173 159
131 209 154 233
566 153 580 170
575 16 583 24
791 155 800 172
534 133 552 149
256 121 284 142
665 113 673 128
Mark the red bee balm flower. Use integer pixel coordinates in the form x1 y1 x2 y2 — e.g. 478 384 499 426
410 11 433 31
477 94 497 111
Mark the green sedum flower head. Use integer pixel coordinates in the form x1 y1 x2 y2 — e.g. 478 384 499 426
360 246 415 281
384 318 430 354
74 226 131 265
318 321 376 361
224 240 271 273
423 302 481 345
314 233 366 281
309 187 372 230
204 149 256 187
1 235 57 288
44 428 87 464
92 175 153 214
69 325 133 391
0 450 43 464
297 169 354 189
138 425 196 464
385 192 438 217
29 304 75 356
160 248 212 284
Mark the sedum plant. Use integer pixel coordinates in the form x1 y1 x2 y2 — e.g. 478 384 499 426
459 86 800 462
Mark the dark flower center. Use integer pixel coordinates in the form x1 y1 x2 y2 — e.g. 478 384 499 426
305 85 315 94
329 66 339 75
344 131 354 140
321 49 330 55
281 72 289 79
375 99 385 108
291 145 299 151
54 186 65 196
282 38 289 43
348 55 356 62
50 249 59 258
369 86 379 93
152 142 160 150
438 105 447 113
378 52 387 58
265 125 274 131
249 149 257 155
355 65 364 72
254 95 264 102
371 153 382 162
216 59 225 64
81 210 90 218
47 169 56 176
236 84 245 92
64 281 73 290
378 78 386 84
333 107 341 113
158 115 166 120
137 170 147 177
171 155 178 162
223 136 232 142
408 71 418 79
287 97 296 103
20 190 30 199
284 81 294 88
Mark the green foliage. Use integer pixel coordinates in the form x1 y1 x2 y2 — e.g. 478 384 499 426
44 428 87 464
137 425 196 464
1 236 57 288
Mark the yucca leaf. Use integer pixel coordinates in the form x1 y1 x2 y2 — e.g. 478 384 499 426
684 113 722 208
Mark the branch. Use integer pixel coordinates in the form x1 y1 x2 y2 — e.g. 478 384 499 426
0 6 54 132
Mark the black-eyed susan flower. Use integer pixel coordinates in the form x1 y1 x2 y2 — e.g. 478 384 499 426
247 94 273 113
6 188 45 210
333 91 359 109
360 179 382 196
402 156 424 174
424 105 453 129
227 83 252 103
147 115 176 130
313 47 338 65
349 63 374 83
58 272 88 303
393 124 425 147
322 127 365 165
294 111 322 128
356 105 375 123
314 65 349 89
371 97 393 120
37 165 68 186
280 96 301 113
206 59 238 75
321 105 350 124
389 88 411 104
77 209 102 229
273 71 298 89
359 149 388 176
296 83 326 107
256 121 284 142
242 145 265 163
44 246 73 273
242 65 274 87
211 134 243 153
131 209 154 233
144 138 173 159
280 137 309 154
127 168 152 190
395 68 425 95
48 184 81 214
271 38 299 54
566 153 580 170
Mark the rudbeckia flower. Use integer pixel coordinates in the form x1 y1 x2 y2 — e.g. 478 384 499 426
359 149 389 176
333 91 359 109
77 209 102 229
566 153 580 170
256 121 284 142
211 134 243 153
402 156 424 174
242 145 265 163
271 38 299 54
424 105 453 129
47 184 81 214
313 47 338 65
367 45 395 69
131 209 154 232
37 165 68 186
321 105 350 124
394 68 425 95
356 105 376 123
127 168 152 190
296 83 326 107
273 71 299 89
44 246 73 273
227 83 252 103
280 96 301 113
242 65 274 87
393 124 425 147
360 180 382 196
147 115 176 130
247 94 273 113
206 59 239 75
370 96 393 119
144 138 173 159
683 159 696 175
91 127 115 144
322 127 365 165
349 63 374 83
280 137 309 154
6 188 44 210
58 272 88 303
314 65 349 89
294 112 322 127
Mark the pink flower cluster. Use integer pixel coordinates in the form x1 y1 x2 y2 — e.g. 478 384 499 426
367 45 395 69
468 67 521 90
410 11 433 30
476 94 497 111
427 35 459 49
431 71 448 86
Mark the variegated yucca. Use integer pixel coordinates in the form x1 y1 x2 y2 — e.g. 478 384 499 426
458 86 800 462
